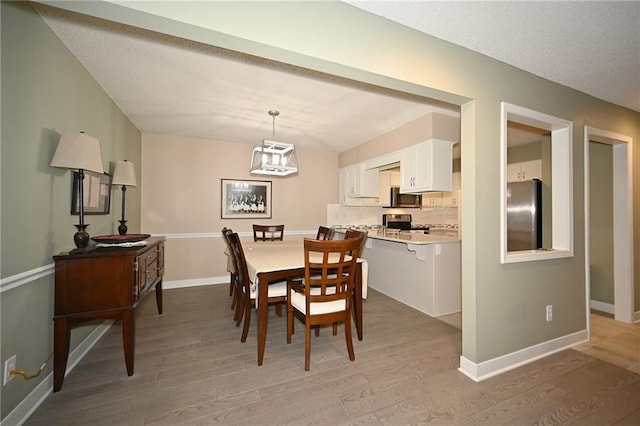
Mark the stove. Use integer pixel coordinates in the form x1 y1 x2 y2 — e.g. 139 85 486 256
382 214 430 231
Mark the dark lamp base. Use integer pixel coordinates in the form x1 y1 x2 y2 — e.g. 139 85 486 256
118 220 128 236
73 224 90 249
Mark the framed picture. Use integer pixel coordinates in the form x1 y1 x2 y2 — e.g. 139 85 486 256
221 179 272 219
71 171 112 215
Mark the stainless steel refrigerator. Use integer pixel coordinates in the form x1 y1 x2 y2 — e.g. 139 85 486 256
507 179 542 251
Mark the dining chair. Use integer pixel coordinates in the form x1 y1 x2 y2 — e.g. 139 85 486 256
344 229 367 256
221 227 243 323
221 227 236 302
286 237 362 371
315 225 334 240
253 224 285 241
227 231 288 342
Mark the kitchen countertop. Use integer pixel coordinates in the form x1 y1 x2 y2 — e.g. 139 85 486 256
334 228 460 245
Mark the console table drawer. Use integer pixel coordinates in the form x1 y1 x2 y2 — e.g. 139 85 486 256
136 244 162 300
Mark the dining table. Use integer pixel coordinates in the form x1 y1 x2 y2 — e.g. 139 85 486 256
240 239 368 366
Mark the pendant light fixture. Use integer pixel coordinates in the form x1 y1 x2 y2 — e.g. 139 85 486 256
250 110 298 176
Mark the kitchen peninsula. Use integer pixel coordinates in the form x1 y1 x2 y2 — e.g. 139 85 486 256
339 228 461 317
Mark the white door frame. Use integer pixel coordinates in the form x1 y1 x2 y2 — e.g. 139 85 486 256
584 126 634 324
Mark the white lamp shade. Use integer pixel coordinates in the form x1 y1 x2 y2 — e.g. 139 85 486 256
50 132 104 173
112 160 137 187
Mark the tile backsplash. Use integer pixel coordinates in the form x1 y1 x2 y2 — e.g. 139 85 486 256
327 204 459 227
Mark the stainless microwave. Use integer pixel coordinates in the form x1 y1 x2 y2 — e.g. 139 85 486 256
389 187 422 208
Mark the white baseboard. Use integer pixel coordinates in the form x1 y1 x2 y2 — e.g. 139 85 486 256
1 321 113 426
163 276 227 289
635 311 640 323
458 329 588 382
589 299 615 314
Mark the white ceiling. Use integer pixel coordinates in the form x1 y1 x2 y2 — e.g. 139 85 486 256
347 1 640 113
35 1 638 154
35 3 458 154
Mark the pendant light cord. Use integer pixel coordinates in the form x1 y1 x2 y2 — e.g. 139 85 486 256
269 109 279 140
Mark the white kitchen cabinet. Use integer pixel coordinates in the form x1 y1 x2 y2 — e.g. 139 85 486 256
345 163 378 197
507 159 542 182
338 167 359 205
339 164 379 205
400 139 454 193
441 171 461 207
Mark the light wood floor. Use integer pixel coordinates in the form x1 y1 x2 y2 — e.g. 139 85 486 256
438 310 640 375
27 285 639 425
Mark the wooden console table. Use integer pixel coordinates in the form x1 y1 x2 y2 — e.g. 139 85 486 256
52 236 165 392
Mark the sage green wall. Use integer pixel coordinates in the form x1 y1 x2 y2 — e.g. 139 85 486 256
589 142 615 304
43 0 640 368
0 2 141 418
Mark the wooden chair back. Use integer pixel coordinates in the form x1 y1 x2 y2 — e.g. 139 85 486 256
253 224 285 241
315 225 334 240
344 229 367 257
226 232 251 299
221 227 236 297
221 227 234 268
303 237 361 303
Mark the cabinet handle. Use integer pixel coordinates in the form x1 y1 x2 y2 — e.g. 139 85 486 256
134 259 138 272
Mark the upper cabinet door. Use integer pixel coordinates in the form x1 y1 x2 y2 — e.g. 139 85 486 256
507 159 542 182
400 140 454 193
345 163 378 198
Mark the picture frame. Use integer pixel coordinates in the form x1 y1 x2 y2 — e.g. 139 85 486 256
71 171 112 215
221 179 272 219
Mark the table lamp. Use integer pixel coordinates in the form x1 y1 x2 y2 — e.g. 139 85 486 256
111 160 137 235
50 132 104 250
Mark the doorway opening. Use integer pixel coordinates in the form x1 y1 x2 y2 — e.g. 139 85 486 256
584 126 634 324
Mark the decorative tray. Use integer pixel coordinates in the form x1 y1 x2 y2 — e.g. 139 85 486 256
92 234 151 244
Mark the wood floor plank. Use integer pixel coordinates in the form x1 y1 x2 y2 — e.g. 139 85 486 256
25 285 640 425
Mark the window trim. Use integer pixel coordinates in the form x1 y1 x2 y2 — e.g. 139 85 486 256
500 102 574 264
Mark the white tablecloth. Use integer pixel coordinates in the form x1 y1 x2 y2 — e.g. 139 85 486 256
233 240 369 298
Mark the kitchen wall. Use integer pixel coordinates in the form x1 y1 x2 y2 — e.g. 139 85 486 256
1 2 141 419
330 111 461 230
339 112 460 168
140 133 339 283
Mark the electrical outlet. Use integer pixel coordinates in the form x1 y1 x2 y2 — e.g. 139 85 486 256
3 355 16 385
546 305 553 322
